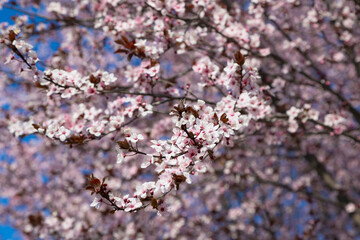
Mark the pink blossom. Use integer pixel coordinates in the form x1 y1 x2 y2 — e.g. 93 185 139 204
90 197 101 209
56 126 71 141
124 198 142 212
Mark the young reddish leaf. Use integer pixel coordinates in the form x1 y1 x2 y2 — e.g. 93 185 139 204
213 113 219 125
114 49 128 54
85 186 95 192
128 40 135 49
34 81 49 89
186 106 199 118
66 135 86 144
234 51 245 66
127 53 134 61
220 113 229 124
173 174 187 190
89 178 101 188
121 35 130 47
89 74 101 84
117 139 130 149
115 39 125 45
151 198 158 209
8 30 17 42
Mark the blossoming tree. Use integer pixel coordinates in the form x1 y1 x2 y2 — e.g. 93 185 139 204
0 0 359 239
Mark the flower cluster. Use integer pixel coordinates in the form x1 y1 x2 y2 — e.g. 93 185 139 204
286 105 320 133
93 64 273 213
42 69 117 98
0 25 39 69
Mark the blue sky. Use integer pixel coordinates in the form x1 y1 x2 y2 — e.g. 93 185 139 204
0 225 23 240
